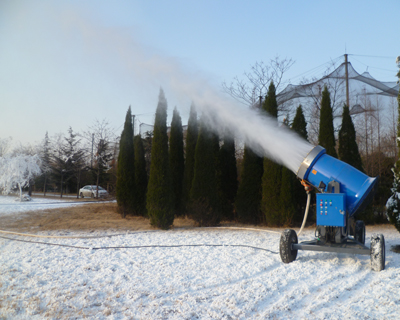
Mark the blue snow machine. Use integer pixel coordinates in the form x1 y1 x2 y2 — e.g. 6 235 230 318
279 145 385 271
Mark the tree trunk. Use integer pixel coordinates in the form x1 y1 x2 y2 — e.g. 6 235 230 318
96 167 100 199
43 174 47 197
60 175 64 198
76 170 80 199
28 180 32 196
18 183 22 201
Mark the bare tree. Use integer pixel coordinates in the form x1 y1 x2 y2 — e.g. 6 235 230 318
83 119 116 195
222 56 294 108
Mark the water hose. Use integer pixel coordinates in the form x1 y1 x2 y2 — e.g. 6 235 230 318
297 180 312 236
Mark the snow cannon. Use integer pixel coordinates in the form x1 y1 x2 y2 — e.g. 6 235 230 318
279 145 386 272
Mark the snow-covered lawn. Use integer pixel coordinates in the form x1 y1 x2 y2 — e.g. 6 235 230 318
1 197 400 319
0 195 86 216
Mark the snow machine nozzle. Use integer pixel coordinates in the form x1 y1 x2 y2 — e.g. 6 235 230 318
296 145 378 217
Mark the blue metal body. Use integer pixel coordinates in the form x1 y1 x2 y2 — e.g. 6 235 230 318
298 146 377 217
316 193 346 227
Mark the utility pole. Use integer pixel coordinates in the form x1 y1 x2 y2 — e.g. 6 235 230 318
345 54 350 107
132 114 136 137
91 133 94 169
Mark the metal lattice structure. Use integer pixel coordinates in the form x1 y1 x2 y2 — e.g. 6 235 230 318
277 59 399 108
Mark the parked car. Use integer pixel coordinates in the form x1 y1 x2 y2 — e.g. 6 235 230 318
79 185 108 199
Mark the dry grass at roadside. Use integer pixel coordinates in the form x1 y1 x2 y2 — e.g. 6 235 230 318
0 202 197 233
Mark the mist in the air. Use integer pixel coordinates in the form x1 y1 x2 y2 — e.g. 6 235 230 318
64 6 315 174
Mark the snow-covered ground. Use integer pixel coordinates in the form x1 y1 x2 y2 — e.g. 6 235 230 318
0 195 86 216
1 197 400 319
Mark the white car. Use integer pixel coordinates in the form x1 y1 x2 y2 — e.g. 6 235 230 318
79 185 108 199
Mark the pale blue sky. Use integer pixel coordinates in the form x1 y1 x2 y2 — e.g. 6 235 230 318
0 0 399 147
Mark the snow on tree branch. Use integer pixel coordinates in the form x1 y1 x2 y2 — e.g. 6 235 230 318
0 154 42 201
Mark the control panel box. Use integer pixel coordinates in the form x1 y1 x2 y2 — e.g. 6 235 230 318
316 193 346 227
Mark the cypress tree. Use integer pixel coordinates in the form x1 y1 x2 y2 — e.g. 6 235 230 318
190 116 220 226
170 107 185 216
386 61 400 233
133 135 147 216
182 104 198 212
116 107 136 217
291 105 308 140
146 89 174 229
291 105 309 223
217 132 238 220
262 81 283 226
280 166 295 225
235 146 264 224
338 104 363 172
318 86 337 158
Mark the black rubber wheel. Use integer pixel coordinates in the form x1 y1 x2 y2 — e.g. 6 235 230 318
280 229 298 264
370 234 385 272
355 220 365 244
80 193 84 198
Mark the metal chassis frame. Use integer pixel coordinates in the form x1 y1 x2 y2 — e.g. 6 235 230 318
292 238 370 256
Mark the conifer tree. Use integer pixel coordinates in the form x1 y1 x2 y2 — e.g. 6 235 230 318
262 81 283 226
291 105 309 223
190 115 220 226
217 132 238 220
133 135 147 216
170 107 185 216
40 132 52 196
146 89 174 229
386 58 400 233
116 107 136 217
182 104 198 212
291 105 308 140
280 166 295 225
338 104 363 172
318 86 337 157
52 127 85 198
235 146 264 224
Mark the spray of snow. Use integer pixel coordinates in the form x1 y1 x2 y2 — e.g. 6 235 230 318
193 96 313 174
108 29 314 173
62 8 314 174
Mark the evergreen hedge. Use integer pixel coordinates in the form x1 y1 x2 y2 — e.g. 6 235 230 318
291 105 310 224
318 86 337 158
190 117 220 226
386 66 400 233
261 81 283 226
338 104 363 172
182 104 198 212
116 107 136 217
134 135 148 216
170 107 185 216
146 89 174 229
235 146 264 224
217 133 238 220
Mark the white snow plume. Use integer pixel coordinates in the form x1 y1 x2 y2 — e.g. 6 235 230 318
63 8 313 173
112 36 314 172
136 54 314 173
192 94 313 174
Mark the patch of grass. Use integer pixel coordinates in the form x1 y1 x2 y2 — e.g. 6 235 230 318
391 245 400 254
0 201 197 232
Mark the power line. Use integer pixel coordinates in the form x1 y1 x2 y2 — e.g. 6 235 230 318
350 54 395 59
289 55 343 82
